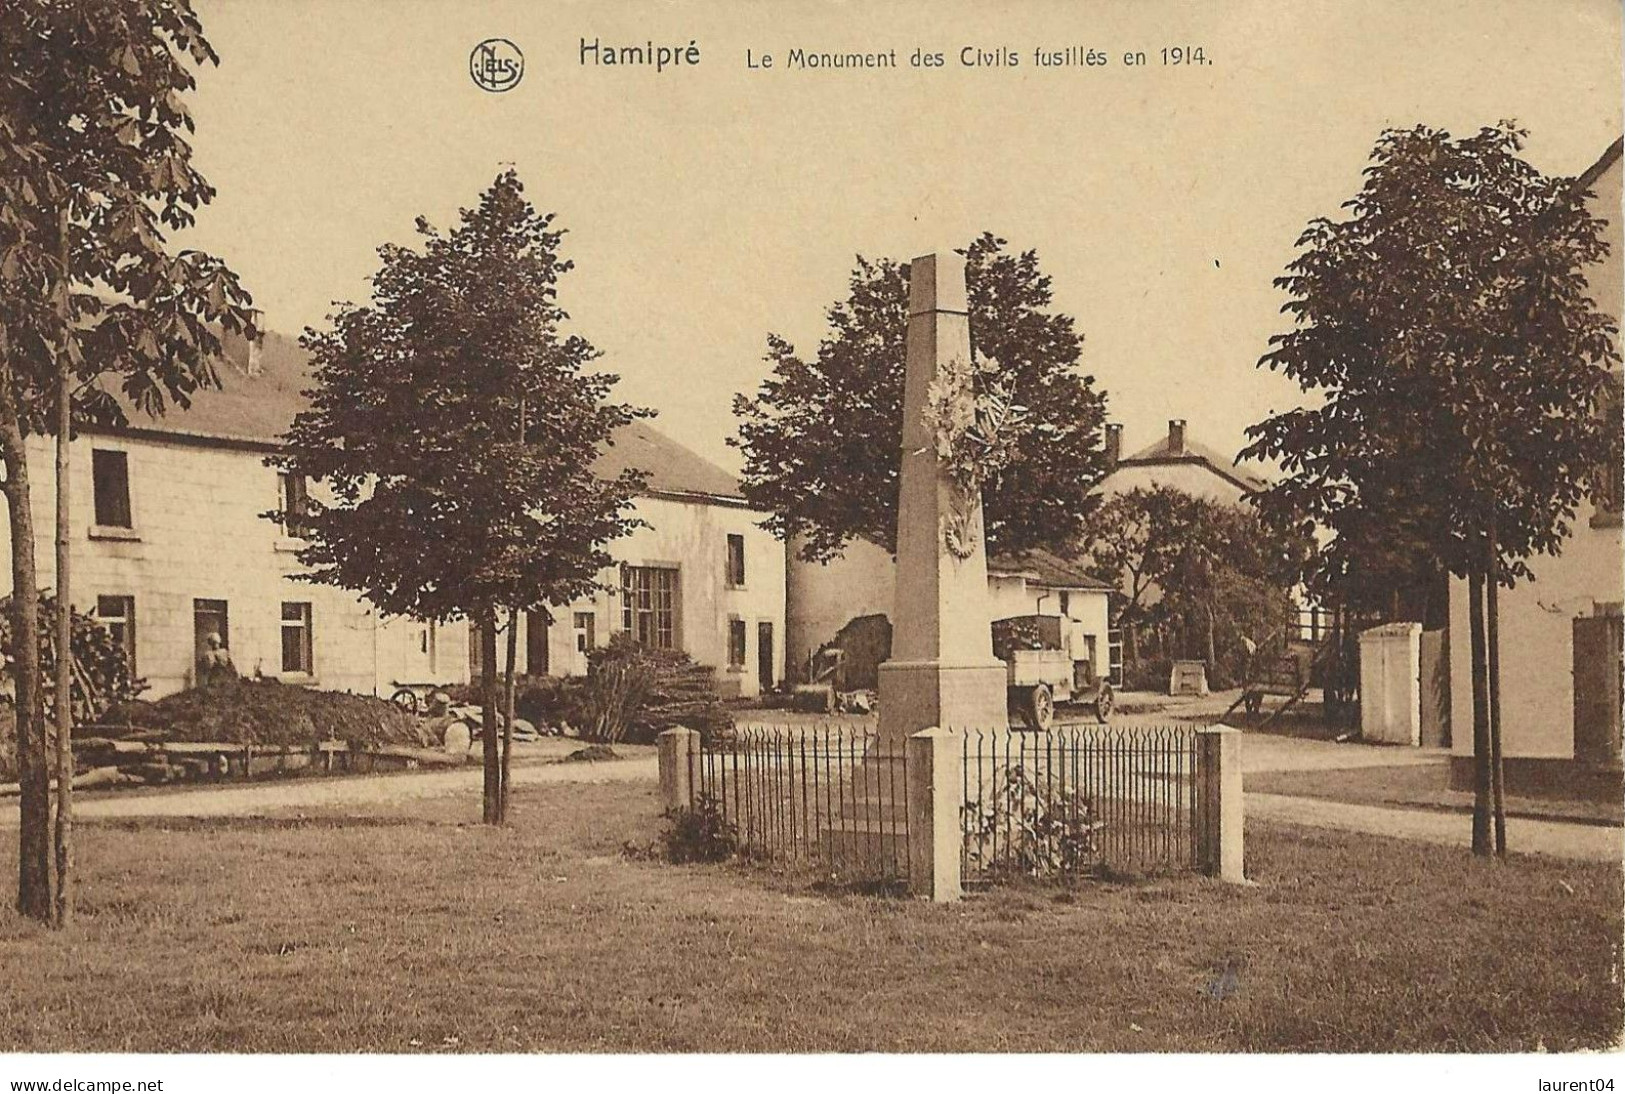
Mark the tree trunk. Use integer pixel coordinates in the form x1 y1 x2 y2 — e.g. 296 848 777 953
501 607 518 818
0 397 51 920
1467 568 1492 857
1486 522 1507 859
52 203 74 926
479 610 501 825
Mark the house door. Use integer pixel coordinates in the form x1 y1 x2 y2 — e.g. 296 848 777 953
193 599 229 674
757 621 774 694
526 611 550 676
1573 613 1623 766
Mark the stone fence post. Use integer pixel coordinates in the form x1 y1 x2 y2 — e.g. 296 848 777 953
1195 725 1245 883
657 726 699 812
906 726 963 903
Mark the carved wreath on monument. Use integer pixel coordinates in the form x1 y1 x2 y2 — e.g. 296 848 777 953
919 353 1028 559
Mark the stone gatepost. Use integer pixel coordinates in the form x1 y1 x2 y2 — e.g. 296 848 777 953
1359 622 1423 746
1195 725 1245 883
657 726 699 811
876 252 1008 748
905 727 964 902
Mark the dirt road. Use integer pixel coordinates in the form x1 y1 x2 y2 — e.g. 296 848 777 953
0 752 658 824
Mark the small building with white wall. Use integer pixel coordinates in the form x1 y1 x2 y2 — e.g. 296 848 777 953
1 332 787 701
1446 137 1624 790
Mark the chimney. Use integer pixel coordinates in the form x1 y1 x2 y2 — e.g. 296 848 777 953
1168 419 1187 456
1104 423 1122 470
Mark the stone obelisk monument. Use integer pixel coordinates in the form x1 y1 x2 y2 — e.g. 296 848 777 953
876 252 1008 747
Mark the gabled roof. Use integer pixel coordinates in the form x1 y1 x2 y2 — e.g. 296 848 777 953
1575 136 1622 192
98 330 747 504
989 547 1115 592
591 418 744 502
1117 432 1271 494
107 328 310 447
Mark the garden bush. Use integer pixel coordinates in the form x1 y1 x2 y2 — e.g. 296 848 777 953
660 794 738 863
101 678 433 751
0 706 15 783
962 762 1104 878
446 674 585 730
1121 657 1172 693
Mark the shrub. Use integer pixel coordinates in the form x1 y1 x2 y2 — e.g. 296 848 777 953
445 674 585 730
0 706 14 783
1122 657 1172 693
101 678 432 751
660 795 737 864
578 635 732 744
515 675 584 729
962 762 1104 878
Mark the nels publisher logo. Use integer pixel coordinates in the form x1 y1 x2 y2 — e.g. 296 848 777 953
470 38 524 92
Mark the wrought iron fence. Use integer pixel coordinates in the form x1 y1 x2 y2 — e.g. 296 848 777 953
696 725 910 882
688 722 1215 890
959 724 1203 883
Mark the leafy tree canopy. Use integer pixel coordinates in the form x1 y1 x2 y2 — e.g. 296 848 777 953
0 0 257 432
272 170 650 624
1080 486 1307 684
731 233 1110 562
1241 122 1620 594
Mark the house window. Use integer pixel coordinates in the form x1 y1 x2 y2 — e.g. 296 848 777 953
91 449 132 528
621 566 677 649
1059 591 1071 617
728 618 747 668
95 595 136 674
573 611 596 654
726 533 746 587
278 472 311 538
280 602 313 675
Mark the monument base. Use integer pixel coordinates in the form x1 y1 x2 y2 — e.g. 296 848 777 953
876 658 1009 748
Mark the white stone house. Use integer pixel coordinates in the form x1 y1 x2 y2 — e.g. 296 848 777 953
0 333 461 700
0 333 787 701
507 419 787 699
1446 137 1624 790
1099 419 1270 504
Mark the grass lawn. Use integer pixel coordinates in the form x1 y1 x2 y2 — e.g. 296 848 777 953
1 778 1619 1053
1251 762 1625 827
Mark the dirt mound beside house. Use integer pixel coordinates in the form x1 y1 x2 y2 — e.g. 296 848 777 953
100 679 434 751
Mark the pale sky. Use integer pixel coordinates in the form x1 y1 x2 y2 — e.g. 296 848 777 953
177 0 1622 474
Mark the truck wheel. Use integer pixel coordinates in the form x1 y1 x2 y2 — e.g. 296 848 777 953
1025 684 1054 731
1094 684 1114 722
390 688 420 715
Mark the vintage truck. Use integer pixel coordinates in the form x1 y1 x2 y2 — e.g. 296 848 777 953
993 614 1114 730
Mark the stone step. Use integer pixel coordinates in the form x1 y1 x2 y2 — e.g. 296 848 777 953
818 821 909 874
841 795 908 823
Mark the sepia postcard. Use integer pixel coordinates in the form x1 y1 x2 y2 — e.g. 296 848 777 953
1 0 1621 1089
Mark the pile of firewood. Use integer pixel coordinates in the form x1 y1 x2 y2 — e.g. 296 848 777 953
579 636 733 743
